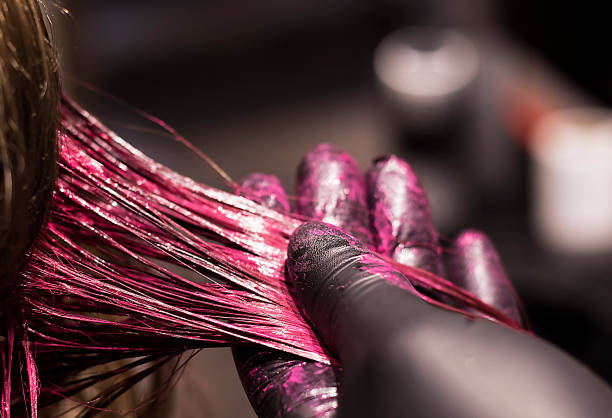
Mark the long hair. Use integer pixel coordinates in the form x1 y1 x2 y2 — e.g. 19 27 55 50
0 0 60 293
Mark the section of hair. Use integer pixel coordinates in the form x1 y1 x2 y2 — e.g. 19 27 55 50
0 0 60 292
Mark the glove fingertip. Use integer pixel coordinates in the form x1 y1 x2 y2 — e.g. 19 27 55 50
238 172 290 213
296 143 372 246
366 154 444 276
449 229 524 325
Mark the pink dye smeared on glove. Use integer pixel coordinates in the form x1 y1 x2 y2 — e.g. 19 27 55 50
296 143 373 246
1 97 525 416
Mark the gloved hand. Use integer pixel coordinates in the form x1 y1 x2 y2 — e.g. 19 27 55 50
234 144 612 417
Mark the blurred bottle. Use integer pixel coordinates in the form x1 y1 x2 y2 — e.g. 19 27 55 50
374 26 480 231
530 107 612 254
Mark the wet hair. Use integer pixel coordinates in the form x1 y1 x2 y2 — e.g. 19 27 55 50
0 0 60 293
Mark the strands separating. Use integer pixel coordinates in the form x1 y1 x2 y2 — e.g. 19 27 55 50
2 96 524 416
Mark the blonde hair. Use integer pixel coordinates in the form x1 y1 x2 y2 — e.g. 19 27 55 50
0 0 60 292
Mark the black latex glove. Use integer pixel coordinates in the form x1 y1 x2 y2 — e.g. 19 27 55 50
287 218 612 417
233 144 547 417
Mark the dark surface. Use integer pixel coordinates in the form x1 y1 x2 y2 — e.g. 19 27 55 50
503 1 612 106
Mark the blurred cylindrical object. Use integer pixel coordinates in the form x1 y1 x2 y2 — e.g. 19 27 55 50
374 26 479 126
374 26 479 231
531 108 612 254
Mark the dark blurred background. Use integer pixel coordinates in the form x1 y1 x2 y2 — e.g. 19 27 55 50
54 1 612 416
